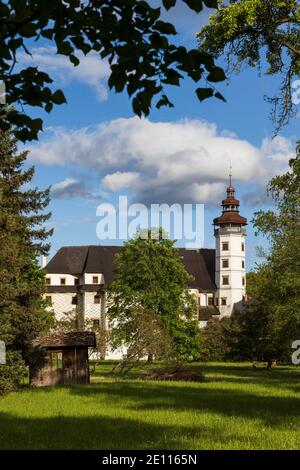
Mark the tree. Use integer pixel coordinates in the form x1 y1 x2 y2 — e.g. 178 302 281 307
53 308 109 362
252 145 300 361
108 229 201 366
0 125 53 394
197 0 300 133
111 308 175 372
200 317 230 361
224 145 300 367
0 0 225 142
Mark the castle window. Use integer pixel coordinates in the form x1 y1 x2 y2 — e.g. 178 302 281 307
45 295 52 304
60 278 66 285
71 295 78 305
221 298 227 306
94 295 101 304
241 242 245 252
74 277 79 285
92 276 99 284
45 277 51 285
222 276 229 286
222 259 229 268
208 297 213 306
242 260 245 269
222 242 229 251
242 277 245 286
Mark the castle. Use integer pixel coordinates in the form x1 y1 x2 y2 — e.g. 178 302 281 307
44 177 247 354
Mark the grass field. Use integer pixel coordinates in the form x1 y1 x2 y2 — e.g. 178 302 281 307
0 362 300 450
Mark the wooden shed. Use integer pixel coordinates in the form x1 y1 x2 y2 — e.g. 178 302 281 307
30 331 96 387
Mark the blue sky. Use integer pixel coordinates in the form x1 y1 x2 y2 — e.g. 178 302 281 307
20 2 298 270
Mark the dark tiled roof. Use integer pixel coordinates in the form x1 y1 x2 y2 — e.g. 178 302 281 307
199 306 220 321
213 211 247 226
46 246 90 274
33 331 96 348
178 248 216 291
46 245 216 291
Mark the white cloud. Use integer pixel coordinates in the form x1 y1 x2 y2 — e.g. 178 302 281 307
19 46 110 101
102 171 140 191
28 117 293 205
244 135 295 206
51 178 102 200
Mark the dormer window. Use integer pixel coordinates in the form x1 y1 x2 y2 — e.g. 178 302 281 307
60 278 66 285
93 276 99 284
74 277 79 285
45 277 51 285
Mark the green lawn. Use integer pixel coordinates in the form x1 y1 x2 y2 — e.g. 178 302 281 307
0 362 300 450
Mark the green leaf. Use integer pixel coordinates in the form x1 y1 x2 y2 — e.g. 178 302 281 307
19 23 37 38
196 87 214 101
51 90 67 105
45 102 53 113
207 67 226 82
203 0 218 8
153 21 177 35
132 96 142 117
162 0 177 10
215 91 226 102
156 95 174 109
69 54 80 66
182 0 203 13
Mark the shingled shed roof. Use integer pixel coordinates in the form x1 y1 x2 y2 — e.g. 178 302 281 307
199 306 220 321
33 331 96 348
46 245 216 291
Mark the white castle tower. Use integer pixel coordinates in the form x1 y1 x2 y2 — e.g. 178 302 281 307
213 171 247 316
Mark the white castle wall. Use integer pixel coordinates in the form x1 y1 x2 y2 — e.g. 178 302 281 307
47 293 78 319
45 273 79 285
215 229 246 316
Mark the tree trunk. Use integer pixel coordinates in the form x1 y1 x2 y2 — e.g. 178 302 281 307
147 353 153 363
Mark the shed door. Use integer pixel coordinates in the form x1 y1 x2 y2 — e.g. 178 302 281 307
76 348 89 384
63 350 75 385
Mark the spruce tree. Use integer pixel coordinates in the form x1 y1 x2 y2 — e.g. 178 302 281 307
0 127 53 394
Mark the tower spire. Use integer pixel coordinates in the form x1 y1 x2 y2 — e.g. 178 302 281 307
229 162 232 187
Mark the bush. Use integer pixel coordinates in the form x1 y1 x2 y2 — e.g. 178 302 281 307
200 318 232 362
0 351 26 396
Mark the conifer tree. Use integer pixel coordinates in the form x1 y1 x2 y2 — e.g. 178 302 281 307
0 126 53 394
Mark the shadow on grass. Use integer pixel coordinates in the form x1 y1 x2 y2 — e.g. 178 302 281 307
67 378 300 428
91 362 300 397
0 412 241 450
